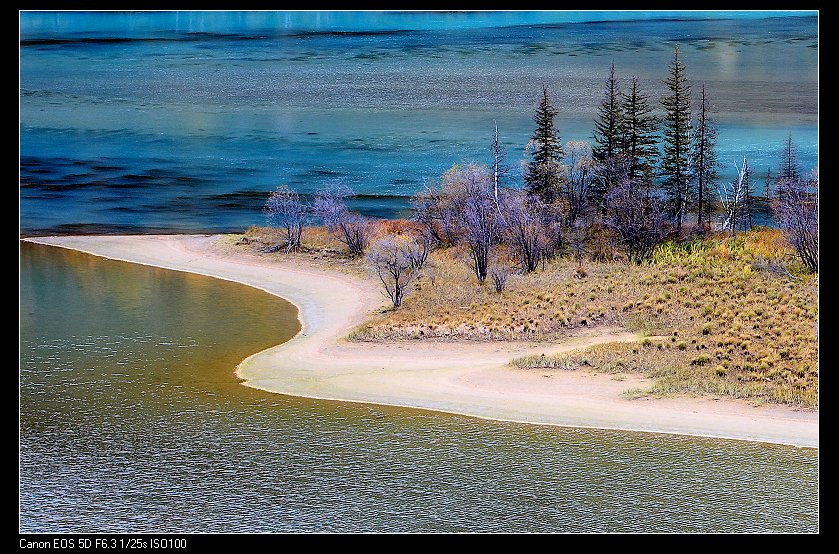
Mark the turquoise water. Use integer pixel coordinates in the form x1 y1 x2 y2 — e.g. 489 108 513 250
19 243 819 532
20 11 817 234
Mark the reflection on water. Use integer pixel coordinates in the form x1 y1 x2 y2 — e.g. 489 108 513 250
19 243 818 532
20 13 818 234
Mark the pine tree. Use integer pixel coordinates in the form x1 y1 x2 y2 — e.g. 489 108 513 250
691 83 719 232
776 134 800 209
593 63 622 162
661 45 692 234
779 133 800 182
524 86 563 203
621 75 659 185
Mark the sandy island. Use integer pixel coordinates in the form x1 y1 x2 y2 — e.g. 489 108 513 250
24 234 818 448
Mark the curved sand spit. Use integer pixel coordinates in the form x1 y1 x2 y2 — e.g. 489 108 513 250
24 235 818 448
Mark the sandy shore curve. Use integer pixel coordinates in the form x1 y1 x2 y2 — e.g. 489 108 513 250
23 235 818 447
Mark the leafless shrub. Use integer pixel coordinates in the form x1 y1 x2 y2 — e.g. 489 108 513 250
487 249 513 293
412 165 493 248
570 220 588 268
263 185 309 252
499 189 549 273
775 171 818 272
411 180 446 246
407 229 433 270
365 235 424 308
489 264 511 293
563 140 596 225
591 152 632 216
314 185 371 257
461 170 506 283
587 224 616 262
605 178 666 264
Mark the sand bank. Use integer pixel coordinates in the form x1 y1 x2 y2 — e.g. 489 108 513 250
24 235 818 447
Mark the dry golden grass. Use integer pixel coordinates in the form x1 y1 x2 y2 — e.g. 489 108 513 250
226 225 817 408
350 228 818 408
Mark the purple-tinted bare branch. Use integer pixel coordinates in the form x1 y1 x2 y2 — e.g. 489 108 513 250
314 184 370 257
499 188 549 273
263 185 309 252
775 171 818 273
605 177 666 264
365 235 424 308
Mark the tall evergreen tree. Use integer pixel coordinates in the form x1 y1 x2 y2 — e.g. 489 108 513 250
593 63 622 162
661 45 692 234
524 86 563 203
779 133 800 182
621 75 659 184
776 134 801 208
590 64 623 214
690 83 719 232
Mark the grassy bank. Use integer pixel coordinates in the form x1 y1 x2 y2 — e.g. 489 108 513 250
230 225 818 408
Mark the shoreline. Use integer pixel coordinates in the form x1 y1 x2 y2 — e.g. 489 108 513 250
23 234 819 448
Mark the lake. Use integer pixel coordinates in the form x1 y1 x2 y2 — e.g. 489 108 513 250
19 242 818 532
20 11 817 235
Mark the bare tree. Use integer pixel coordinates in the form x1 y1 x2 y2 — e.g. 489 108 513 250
437 188 466 246
464 191 503 283
590 152 632 216
411 165 481 247
263 185 309 252
775 171 818 272
490 121 509 204
606 178 666 264
366 236 423 308
691 83 719 232
563 140 596 225
411 181 445 246
762 168 773 226
544 205 568 263
314 185 370 257
313 184 348 227
406 227 432 270
718 158 749 236
411 183 443 242
460 167 505 283
500 188 549 273
415 163 503 282
741 159 753 231
570 220 588 268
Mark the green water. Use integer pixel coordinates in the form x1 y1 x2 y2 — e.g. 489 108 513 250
19 242 818 532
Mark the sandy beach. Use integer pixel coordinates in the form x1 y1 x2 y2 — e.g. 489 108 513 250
24 234 818 448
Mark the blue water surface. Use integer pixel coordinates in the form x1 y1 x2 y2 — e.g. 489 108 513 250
20 11 818 234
